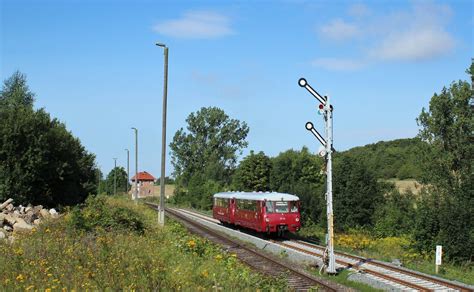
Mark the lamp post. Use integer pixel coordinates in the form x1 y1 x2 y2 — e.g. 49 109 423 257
125 148 130 193
113 158 117 196
156 42 168 226
131 127 138 202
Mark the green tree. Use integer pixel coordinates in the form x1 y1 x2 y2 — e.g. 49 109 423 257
170 107 249 208
333 156 385 230
413 63 473 261
104 167 128 195
0 72 97 206
233 151 272 191
0 71 34 108
270 147 325 225
373 189 416 237
170 107 249 186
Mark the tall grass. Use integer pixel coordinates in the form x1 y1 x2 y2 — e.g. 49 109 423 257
0 196 288 290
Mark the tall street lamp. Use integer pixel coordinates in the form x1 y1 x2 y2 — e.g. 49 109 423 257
131 127 138 202
113 158 117 196
156 42 168 226
125 148 130 193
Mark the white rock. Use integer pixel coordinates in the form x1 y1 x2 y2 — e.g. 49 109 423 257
13 218 33 232
40 209 50 219
3 214 16 225
3 225 12 232
49 208 59 218
25 206 32 213
33 219 41 225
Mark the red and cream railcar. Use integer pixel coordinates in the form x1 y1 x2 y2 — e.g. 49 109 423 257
212 191 301 235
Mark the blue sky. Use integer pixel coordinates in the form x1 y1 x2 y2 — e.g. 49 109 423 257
1 0 473 177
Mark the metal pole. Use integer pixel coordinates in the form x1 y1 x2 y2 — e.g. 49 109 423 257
125 149 130 193
131 127 138 202
156 42 168 226
325 95 336 274
113 158 117 196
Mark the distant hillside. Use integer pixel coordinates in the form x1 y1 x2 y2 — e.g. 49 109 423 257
338 138 424 180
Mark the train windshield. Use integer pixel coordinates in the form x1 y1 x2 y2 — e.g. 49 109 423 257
290 201 298 212
266 201 299 213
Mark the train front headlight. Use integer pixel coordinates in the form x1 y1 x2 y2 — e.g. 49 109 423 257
265 218 270 222
295 218 299 222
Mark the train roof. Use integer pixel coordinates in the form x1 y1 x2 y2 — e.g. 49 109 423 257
213 191 299 201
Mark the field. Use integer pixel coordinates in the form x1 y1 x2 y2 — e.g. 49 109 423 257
387 178 422 195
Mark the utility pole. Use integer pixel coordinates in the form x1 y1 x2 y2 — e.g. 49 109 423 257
125 148 130 193
113 158 117 196
156 42 168 226
131 128 138 202
299 78 336 275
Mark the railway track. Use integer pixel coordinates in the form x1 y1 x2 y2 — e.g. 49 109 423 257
169 207 473 292
144 202 347 291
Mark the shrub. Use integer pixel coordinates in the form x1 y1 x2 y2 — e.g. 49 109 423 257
68 195 145 233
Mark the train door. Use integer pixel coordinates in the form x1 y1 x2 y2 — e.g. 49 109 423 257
230 198 236 224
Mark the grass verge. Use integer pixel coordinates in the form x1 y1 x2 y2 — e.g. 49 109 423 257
0 195 288 290
299 225 473 285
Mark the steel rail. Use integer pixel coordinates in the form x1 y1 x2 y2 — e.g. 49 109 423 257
172 207 472 292
292 240 471 292
273 240 430 291
144 203 344 291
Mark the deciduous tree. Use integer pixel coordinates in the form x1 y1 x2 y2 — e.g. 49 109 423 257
0 72 97 206
414 62 473 261
105 167 128 195
233 151 272 191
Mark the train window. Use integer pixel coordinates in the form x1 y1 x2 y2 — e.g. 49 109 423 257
237 200 256 211
290 201 298 212
265 201 274 213
275 201 289 213
215 198 229 207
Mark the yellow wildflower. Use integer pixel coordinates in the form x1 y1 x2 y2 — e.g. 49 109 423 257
16 274 25 282
187 240 196 248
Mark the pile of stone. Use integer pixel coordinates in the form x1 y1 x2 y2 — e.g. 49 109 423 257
0 198 59 241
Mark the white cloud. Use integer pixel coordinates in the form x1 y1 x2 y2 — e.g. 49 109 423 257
311 58 365 71
348 3 371 18
370 28 455 61
153 11 233 39
319 19 359 41
314 2 456 70
369 2 454 61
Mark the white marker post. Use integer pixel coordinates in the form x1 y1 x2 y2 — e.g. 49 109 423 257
435 245 442 274
299 78 336 275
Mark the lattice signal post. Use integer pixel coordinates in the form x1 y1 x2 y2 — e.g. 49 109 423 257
298 78 336 275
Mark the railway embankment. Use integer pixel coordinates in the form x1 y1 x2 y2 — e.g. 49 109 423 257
0 196 289 290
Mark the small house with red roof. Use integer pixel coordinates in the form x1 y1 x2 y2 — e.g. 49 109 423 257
131 171 156 198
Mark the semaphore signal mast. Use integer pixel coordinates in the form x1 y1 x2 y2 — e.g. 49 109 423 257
298 78 336 275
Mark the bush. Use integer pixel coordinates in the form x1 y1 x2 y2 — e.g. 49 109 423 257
69 196 145 233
